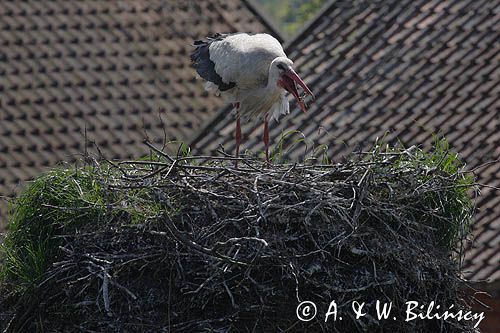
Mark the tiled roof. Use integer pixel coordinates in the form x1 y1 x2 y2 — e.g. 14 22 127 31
191 0 500 282
0 0 281 223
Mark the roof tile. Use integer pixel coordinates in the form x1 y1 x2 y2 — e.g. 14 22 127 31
192 0 500 282
0 0 280 221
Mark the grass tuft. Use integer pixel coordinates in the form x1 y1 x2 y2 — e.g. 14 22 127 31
1 167 111 293
0 139 477 332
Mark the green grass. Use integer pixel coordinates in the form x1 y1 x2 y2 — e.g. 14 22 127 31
0 167 111 293
0 160 183 295
415 138 474 249
0 137 473 296
270 129 331 164
382 137 474 249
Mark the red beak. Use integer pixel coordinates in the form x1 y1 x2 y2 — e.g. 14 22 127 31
278 69 315 113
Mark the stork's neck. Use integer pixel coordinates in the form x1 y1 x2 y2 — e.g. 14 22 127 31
267 57 287 89
236 60 287 120
244 57 285 105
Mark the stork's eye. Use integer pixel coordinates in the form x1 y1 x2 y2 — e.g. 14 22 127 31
277 64 285 70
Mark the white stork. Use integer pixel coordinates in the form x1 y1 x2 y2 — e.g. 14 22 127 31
191 32 314 162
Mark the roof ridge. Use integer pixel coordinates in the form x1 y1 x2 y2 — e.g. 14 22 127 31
241 0 285 43
190 0 336 148
0 0 279 212
282 0 337 51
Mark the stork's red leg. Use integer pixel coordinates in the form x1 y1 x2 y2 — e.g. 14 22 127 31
263 113 270 165
234 102 241 167
235 114 241 158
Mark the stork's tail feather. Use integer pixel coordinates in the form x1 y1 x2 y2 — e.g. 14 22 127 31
190 33 236 92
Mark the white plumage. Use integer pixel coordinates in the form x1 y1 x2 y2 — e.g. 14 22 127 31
191 32 314 162
209 34 285 90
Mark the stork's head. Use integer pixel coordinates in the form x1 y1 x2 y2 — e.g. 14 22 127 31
271 57 314 113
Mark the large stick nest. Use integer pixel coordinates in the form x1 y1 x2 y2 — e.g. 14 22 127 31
0 142 478 332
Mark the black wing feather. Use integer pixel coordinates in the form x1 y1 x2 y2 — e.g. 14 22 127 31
190 33 236 92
